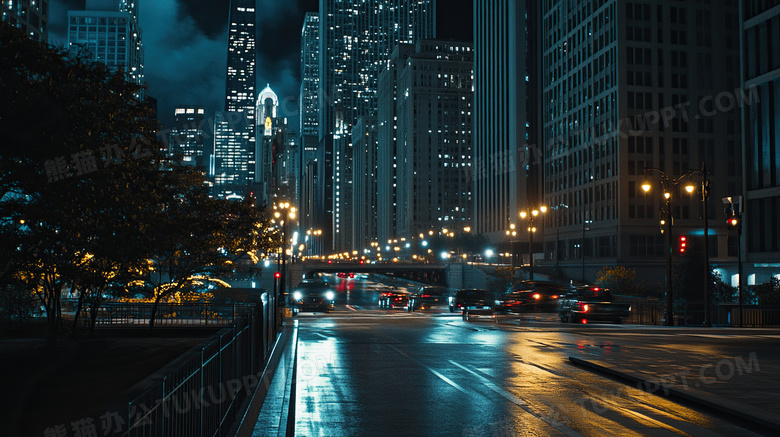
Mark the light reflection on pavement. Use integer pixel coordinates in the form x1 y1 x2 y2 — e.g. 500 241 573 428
291 276 773 436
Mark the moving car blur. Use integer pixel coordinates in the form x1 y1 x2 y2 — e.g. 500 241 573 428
495 281 567 313
448 289 495 313
408 286 452 312
378 292 409 309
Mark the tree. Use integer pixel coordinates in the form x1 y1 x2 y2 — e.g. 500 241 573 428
0 23 161 342
750 277 780 306
136 165 275 328
595 266 645 296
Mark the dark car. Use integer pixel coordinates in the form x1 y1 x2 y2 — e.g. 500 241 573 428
291 280 336 313
448 289 496 313
495 281 567 313
407 286 452 312
558 286 632 323
378 292 409 309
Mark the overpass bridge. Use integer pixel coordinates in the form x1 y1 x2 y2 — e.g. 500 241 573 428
289 261 499 290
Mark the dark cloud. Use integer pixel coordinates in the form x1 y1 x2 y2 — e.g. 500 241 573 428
48 0 471 130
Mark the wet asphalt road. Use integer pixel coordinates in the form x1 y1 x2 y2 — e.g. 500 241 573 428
291 276 773 436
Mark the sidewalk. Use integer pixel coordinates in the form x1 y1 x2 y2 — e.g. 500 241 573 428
569 334 780 434
249 320 298 437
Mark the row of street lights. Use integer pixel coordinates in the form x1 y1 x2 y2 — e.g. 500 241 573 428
642 163 711 326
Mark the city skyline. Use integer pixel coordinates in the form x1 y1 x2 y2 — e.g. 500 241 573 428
47 0 472 130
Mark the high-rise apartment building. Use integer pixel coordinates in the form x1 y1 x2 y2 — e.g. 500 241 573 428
214 0 257 199
67 0 143 87
169 105 206 168
378 40 474 250
1 0 48 42
300 12 321 234
741 1 780 283
541 0 742 284
318 0 436 252
473 0 540 256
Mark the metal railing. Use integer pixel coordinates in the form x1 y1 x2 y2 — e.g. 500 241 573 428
114 293 276 436
84 303 257 327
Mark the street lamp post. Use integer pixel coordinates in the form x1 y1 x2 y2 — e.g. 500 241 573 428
698 163 711 326
520 206 547 281
643 168 698 326
505 224 517 268
274 202 296 309
549 204 568 271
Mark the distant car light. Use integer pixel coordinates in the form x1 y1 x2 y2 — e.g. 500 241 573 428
532 293 541 300
293 291 302 301
325 291 335 301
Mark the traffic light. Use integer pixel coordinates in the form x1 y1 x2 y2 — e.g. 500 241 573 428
274 271 281 279
727 217 739 228
678 236 687 255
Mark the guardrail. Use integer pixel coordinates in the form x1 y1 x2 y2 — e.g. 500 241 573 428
85 302 257 327
730 308 780 327
111 294 277 436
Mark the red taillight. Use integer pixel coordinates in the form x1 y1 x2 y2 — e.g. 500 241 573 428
576 303 589 312
551 295 559 299
581 319 588 324
421 294 430 298
532 293 541 300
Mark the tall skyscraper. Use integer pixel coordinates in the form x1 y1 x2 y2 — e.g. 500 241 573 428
377 40 474 250
253 84 299 206
213 110 250 198
67 0 143 87
473 0 539 257
319 0 436 252
169 105 206 168
541 1 741 284
1 0 48 42
299 12 321 234
741 1 780 282
214 0 257 199
352 116 378 254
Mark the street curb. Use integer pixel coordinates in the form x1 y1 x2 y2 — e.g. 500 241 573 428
568 356 780 433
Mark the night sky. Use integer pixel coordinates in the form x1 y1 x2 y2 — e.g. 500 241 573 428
48 0 473 130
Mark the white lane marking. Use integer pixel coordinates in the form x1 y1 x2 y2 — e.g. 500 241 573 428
449 360 525 406
314 333 329 339
449 360 585 437
387 344 471 395
345 305 358 311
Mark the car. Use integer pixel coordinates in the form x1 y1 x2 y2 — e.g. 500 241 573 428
495 281 567 313
378 292 409 309
291 280 336 313
407 286 452 312
557 286 632 323
448 289 496 313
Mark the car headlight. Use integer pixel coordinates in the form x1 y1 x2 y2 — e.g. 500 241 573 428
325 291 335 301
293 291 302 301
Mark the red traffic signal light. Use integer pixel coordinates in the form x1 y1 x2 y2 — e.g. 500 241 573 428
274 272 281 279
727 217 739 227
678 236 687 254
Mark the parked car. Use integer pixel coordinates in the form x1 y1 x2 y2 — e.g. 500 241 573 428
496 281 567 313
378 292 409 309
448 289 495 313
291 280 336 313
408 286 452 312
557 286 632 323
